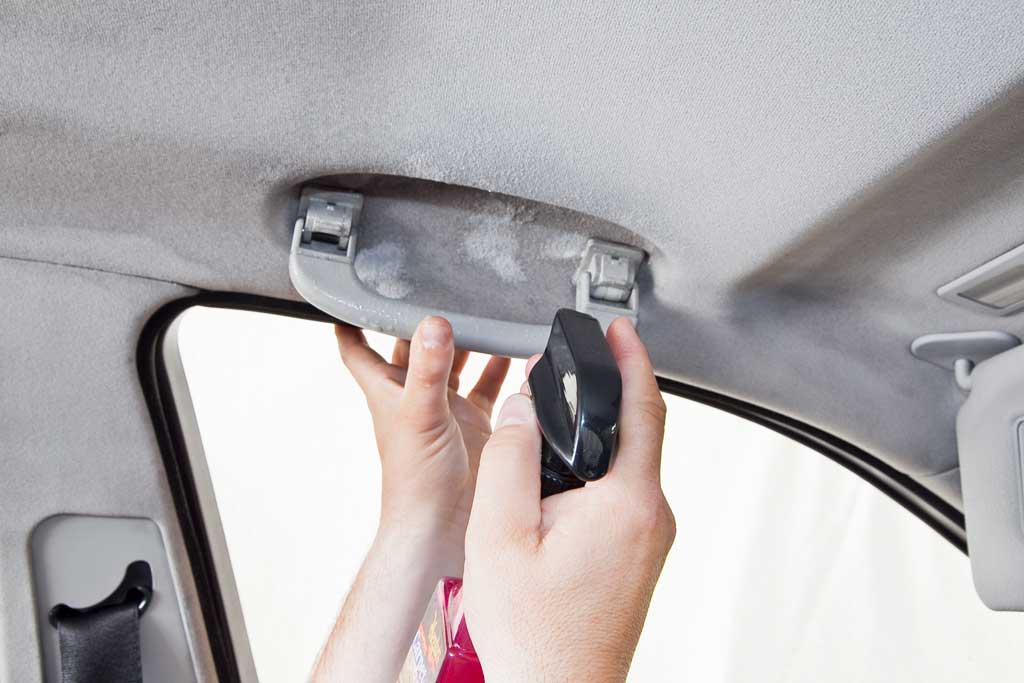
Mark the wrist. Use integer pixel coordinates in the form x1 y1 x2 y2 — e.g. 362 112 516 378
375 513 467 578
380 490 470 540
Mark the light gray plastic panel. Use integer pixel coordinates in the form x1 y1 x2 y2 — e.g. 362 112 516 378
956 344 1024 610
938 242 1024 316
31 515 198 682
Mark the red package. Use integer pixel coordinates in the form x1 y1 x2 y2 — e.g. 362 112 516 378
397 577 483 683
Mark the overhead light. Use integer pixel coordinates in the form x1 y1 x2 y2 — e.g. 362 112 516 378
939 243 1024 316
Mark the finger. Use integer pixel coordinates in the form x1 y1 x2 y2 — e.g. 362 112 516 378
391 339 411 367
520 354 542 396
467 356 511 416
524 353 542 378
602 317 666 488
335 324 391 393
449 349 470 391
399 317 455 428
468 394 542 544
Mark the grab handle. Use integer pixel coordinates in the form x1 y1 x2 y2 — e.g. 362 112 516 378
288 187 644 358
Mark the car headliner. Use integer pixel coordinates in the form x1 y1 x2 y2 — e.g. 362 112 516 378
3 3 1024 676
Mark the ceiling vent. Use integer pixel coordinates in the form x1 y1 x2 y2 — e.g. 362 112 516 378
939 243 1024 316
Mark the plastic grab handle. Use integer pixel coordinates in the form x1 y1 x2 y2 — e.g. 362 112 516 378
288 222 552 358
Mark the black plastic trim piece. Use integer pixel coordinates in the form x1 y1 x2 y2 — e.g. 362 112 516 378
138 291 967 680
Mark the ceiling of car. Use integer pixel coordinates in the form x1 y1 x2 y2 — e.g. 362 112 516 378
5 1 1024 509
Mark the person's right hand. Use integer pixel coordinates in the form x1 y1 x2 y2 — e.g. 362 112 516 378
462 317 676 682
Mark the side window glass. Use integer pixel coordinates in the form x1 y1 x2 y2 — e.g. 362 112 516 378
176 306 1024 682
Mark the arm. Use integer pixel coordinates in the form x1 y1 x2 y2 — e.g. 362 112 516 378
312 523 454 682
463 317 676 682
312 317 509 682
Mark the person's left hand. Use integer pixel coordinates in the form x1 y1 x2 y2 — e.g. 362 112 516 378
335 317 510 567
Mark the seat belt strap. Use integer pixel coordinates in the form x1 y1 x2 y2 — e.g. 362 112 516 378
49 561 153 683
55 603 143 683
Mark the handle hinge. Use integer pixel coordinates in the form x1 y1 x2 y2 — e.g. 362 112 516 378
573 239 645 329
294 189 364 263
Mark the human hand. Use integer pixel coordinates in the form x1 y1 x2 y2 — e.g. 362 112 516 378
462 318 675 682
335 317 510 564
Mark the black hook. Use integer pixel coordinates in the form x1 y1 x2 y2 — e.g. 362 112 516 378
49 560 153 628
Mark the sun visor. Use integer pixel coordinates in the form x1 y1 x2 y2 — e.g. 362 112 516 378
957 343 1024 610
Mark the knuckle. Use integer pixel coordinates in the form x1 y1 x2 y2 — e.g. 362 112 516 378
409 362 445 386
621 348 656 381
636 395 667 424
394 400 451 436
624 494 676 549
659 500 678 550
485 427 532 452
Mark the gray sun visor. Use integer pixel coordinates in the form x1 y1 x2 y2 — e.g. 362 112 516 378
957 343 1024 610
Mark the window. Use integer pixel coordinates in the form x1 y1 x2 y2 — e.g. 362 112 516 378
175 305 1024 682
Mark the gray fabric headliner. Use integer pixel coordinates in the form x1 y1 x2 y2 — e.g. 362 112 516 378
5 2 1024 508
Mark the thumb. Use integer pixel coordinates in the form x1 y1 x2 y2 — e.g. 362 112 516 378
468 394 542 545
399 317 454 430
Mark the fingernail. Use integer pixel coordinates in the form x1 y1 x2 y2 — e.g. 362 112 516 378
419 317 450 350
496 393 534 428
